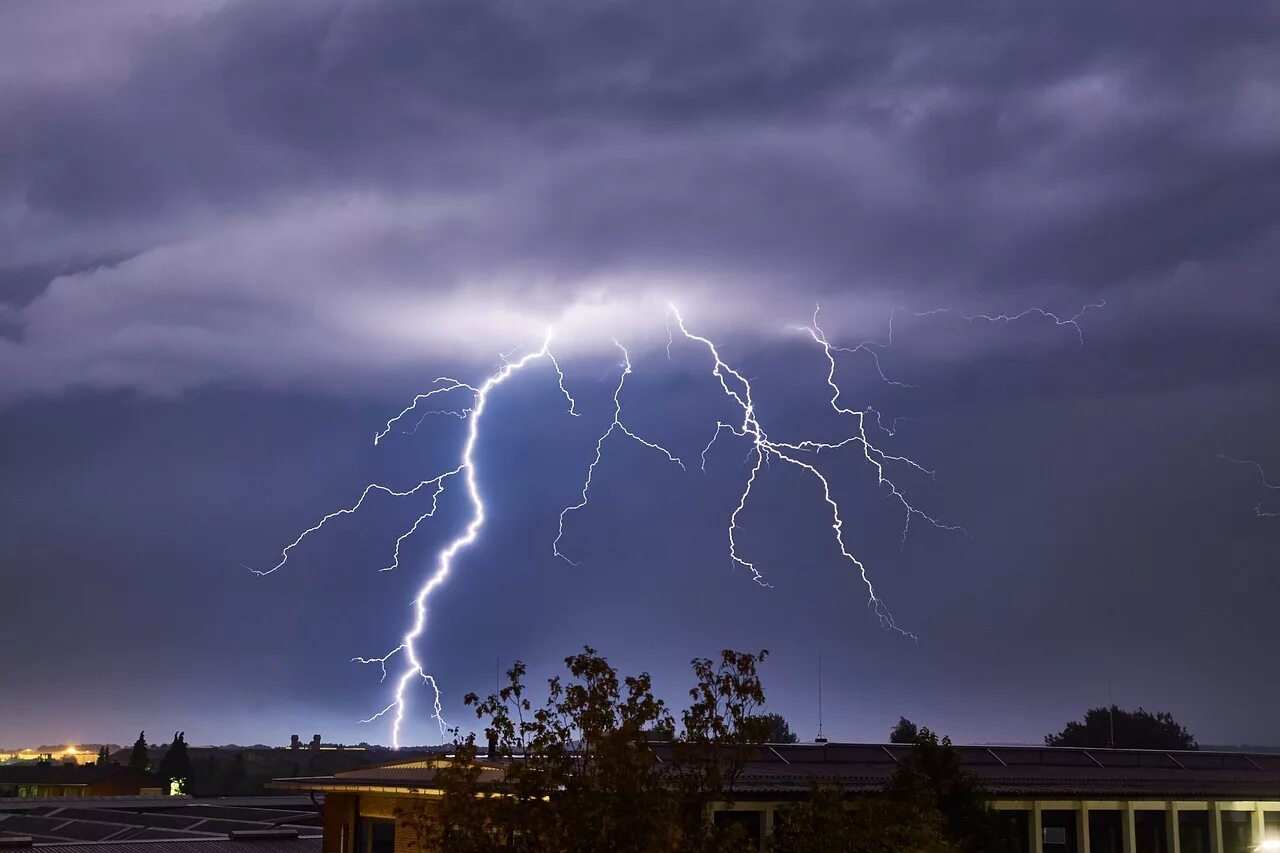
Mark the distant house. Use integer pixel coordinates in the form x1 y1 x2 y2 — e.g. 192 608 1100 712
0 764 167 799
271 741 1280 853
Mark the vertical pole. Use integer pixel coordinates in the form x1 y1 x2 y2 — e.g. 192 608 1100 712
1254 803 1265 850
1208 803 1223 853
1122 802 1136 853
1166 802 1181 853
1077 803 1091 853
1032 802 1044 853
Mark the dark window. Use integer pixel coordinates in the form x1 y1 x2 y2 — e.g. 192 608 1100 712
1134 810 1167 853
357 818 395 853
1089 809 1123 853
1178 810 1211 853
998 810 1032 853
714 810 762 847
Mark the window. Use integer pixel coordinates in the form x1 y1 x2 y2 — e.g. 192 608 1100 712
1221 810 1252 853
1043 826 1068 845
357 818 395 853
714 810 762 847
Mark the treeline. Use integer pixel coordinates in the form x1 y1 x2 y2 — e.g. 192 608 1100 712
407 647 1020 853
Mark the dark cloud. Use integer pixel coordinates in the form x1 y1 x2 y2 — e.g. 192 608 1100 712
1 0 1279 747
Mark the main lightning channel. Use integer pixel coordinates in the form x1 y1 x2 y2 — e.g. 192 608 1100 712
381 333 575 746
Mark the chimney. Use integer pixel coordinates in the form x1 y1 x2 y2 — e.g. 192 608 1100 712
290 735 300 751
310 735 321 752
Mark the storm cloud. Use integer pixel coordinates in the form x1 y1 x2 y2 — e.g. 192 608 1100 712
2 0 1277 396
2 1 1280 748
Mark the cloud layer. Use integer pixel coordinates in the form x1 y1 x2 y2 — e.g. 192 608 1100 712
2 0 1278 397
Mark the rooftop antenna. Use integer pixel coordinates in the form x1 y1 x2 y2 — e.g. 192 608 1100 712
1108 680 1116 749
815 654 828 744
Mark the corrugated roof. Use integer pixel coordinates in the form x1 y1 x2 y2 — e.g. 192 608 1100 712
271 742 1280 800
25 837 321 853
0 801 322 847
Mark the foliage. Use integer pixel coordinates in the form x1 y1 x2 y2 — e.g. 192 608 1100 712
749 713 799 744
890 728 1016 853
1044 705 1197 750
127 732 149 772
770 781 958 853
409 647 773 853
773 728 1014 853
96 745 111 766
889 716 919 744
157 731 192 793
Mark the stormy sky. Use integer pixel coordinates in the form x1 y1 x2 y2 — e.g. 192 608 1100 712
2 0 1279 749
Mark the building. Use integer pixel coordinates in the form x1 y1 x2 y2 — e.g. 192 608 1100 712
0 748 118 768
0 766 167 800
270 741 1280 853
0 795 321 853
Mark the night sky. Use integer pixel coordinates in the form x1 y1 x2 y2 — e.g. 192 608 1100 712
2 1 1279 750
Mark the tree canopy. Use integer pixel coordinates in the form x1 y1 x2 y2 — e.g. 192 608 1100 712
410 647 1006 853
406 647 776 852
772 728 1016 853
1044 705 1197 750
748 713 798 744
127 732 149 772
158 731 192 793
890 716 920 744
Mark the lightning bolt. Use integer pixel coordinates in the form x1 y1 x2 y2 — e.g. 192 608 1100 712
671 306 968 638
255 301 1099 743
1220 453 1280 517
901 301 1106 347
553 341 685 565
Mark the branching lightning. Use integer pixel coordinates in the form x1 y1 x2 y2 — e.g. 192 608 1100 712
1219 453 1280 518
900 301 1106 347
254 300 1097 745
670 307 966 637
553 341 685 565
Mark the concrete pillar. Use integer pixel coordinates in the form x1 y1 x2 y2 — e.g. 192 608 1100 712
1032 802 1044 853
1122 803 1137 853
1077 803 1091 853
1208 803 1223 853
1254 804 1266 850
1166 803 1181 853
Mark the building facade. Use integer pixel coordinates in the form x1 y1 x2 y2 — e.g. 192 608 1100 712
272 743 1280 853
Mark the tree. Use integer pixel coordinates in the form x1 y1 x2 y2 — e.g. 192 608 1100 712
771 780 958 853
1045 706 1197 750
890 717 920 744
96 745 111 766
127 732 149 772
748 713 798 744
416 646 773 852
157 732 192 794
890 728 1018 853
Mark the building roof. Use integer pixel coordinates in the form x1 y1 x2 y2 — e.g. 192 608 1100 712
271 742 1280 801
649 742 1280 799
0 799 321 846
0 768 164 789
5 837 321 853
